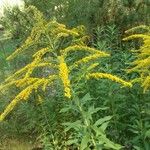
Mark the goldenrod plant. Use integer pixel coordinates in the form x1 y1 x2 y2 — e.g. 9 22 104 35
61 93 123 150
0 12 132 122
123 25 150 92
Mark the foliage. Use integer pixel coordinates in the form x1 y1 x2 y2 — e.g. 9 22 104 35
0 5 44 40
25 0 150 30
88 24 150 150
61 93 122 150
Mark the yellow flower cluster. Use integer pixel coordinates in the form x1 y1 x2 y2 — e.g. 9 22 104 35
0 81 39 121
5 62 55 83
6 6 44 61
55 27 79 37
15 77 38 88
0 76 57 121
0 90 27 121
31 22 46 42
33 47 50 58
123 25 150 92
72 25 86 34
127 57 150 73
58 56 71 98
7 36 33 61
51 24 79 37
61 45 110 57
123 34 150 41
142 76 150 92
37 95 44 104
0 80 18 92
125 25 150 34
25 60 40 78
73 53 106 68
86 73 132 87
55 33 69 42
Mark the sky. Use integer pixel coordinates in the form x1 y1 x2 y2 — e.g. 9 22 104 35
0 0 24 16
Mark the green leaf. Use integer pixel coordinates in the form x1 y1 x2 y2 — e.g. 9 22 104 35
145 129 150 138
59 107 71 113
94 116 112 127
100 122 110 132
133 146 141 150
100 135 122 150
65 139 78 145
62 120 82 132
88 106 104 115
91 125 105 136
80 134 90 150
81 93 92 106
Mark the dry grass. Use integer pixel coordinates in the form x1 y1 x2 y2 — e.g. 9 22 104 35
0 138 33 150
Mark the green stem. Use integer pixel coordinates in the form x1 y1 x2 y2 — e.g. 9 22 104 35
76 98 96 147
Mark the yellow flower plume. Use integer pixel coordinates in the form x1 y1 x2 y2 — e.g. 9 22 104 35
86 73 132 88
58 56 71 99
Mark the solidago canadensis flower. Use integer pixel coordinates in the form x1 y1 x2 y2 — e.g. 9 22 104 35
0 76 57 121
6 36 33 61
58 56 71 99
86 73 132 87
73 53 108 68
37 95 44 104
61 45 110 57
123 25 150 92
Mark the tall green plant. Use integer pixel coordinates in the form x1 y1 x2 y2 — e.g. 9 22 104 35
0 15 132 121
0 9 133 149
61 93 122 150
